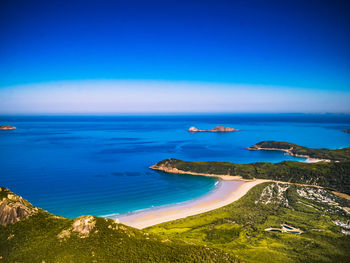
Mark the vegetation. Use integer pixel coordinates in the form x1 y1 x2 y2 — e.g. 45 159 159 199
250 141 350 162
147 182 350 263
154 159 350 194
2 182 350 263
0 187 236 263
3 141 350 262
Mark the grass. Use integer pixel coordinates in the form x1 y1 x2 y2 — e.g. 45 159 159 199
0 187 237 263
1 183 350 262
147 183 350 263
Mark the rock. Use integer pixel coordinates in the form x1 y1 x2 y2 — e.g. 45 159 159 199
72 216 96 237
0 125 16 130
344 129 350 133
57 215 96 239
0 189 38 226
188 126 203 132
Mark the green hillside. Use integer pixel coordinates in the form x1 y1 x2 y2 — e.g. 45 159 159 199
152 159 350 194
148 182 350 263
249 141 350 162
1 183 350 263
0 187 236 263
2 140 350 262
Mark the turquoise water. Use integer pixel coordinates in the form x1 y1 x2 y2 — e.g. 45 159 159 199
0 114 349 218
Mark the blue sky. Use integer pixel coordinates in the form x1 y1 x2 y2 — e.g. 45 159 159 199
0 0 349 113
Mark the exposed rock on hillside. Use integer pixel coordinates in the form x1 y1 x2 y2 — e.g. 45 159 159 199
58 216 96 239
0 187 38 225
255 183 290 207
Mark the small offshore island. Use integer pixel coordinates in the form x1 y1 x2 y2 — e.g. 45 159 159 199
0 125 16 130
188 125 240 132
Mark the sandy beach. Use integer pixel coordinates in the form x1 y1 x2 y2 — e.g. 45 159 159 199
116 156 329 229
116 178 266 229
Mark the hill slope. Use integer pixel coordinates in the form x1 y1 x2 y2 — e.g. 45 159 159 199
151 158 350 194
147 182 350 263
0 187 236 263
248 141 350 162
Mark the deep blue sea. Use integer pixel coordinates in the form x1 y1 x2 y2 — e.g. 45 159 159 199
1 114 350 218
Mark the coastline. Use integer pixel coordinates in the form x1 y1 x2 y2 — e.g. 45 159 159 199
116 178 266 229
247 146 331 163
149 164 251 181
117 158 341 229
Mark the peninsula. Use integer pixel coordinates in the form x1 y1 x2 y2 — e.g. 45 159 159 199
188 125 240 132
247 141 350 162
0 125 16 130
150 142 350 195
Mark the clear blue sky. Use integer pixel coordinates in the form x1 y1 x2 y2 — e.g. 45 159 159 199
1 0 349 113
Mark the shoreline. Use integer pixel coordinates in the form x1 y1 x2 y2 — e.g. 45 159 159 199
149 164 252 181
113 154 341 229
116 178 266 229
247 146 331 163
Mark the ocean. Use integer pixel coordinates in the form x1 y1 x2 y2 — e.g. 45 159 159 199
0 114 349 218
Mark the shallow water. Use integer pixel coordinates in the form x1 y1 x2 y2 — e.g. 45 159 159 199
0 114 349 218
117 180 244 228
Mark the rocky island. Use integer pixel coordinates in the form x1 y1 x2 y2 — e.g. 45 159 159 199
188 126 240 132
0 125 16 130
344 129 350 133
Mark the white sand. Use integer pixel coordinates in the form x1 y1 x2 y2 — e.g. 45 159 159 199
116 178 266 229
